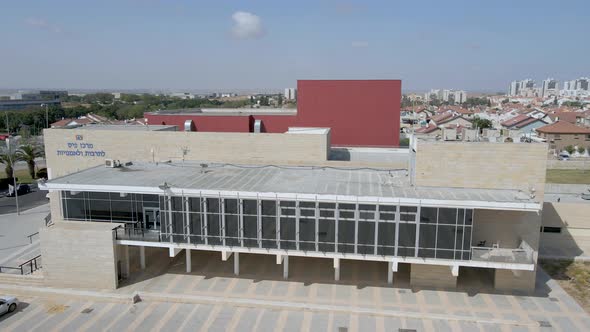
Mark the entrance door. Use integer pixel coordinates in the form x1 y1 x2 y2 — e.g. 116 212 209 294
143 207 160 230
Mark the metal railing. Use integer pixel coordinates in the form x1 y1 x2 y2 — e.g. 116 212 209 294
27 232 39 244
471 245 533 264
0 255 42 275
114 226 161 242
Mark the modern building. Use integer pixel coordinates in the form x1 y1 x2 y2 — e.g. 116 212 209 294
0 98 60 111
541 78 559 98
284 88 297 100
39 115 547 293
145 80 401 147
536 121 590 151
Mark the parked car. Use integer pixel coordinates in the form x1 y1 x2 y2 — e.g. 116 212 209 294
0 296 19 315
7 184 31 197
558 155 570 161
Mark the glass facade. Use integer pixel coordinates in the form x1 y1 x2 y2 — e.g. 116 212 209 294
61 191 474 261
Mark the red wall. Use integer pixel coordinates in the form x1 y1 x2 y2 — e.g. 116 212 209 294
144 80 401 147
296 80 400 146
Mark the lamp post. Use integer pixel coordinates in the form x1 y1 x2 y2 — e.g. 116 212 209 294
6 138 19 215
41 103 49 129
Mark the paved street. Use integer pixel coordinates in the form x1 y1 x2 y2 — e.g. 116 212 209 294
0 204 46 265
0 187 48 215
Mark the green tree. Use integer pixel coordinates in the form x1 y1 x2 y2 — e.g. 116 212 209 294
564 145 575 155
471 116 493 132
0 152 18 179
577 146 586 155
16 144 45 179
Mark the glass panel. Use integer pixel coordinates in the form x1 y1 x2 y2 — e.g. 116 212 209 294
463 226 472 254
64 198 87 220
377 222 395 255
420 207 437 224
243 216 258 248
318 219 335 253
88 192 110 200
189 213 203 244
262 217 277 249
225 215 240 247
299 218 315 251
455 227 464 252
398 223 416 256
189 197 201 212
465 209 473 225
224 199 238 214
89 200 111 221
171 197 184 211
418 224 436 258
399 206 417 222
111 200 134 222
436 225 456 251
337 220 355 253
436 250 454 259
280 217 296 250
206 198 220 213
261 200 276 216
172 212 185 243
438 208 457 225
357 221 375 254
243 200 257 215
207 213 221 245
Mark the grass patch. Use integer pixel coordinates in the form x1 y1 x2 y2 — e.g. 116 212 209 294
0 169 35 184
546 169 590 184
540 260 590 313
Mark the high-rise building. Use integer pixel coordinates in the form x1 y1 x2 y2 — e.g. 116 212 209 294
284 88 297 100
541 78 558 97
454 90 467 104
575 77 589 91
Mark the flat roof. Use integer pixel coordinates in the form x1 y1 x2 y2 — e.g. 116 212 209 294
43 161 540 211
147 108 297 116
54 124 178 131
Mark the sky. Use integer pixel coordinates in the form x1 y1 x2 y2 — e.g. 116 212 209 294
1 0 589 92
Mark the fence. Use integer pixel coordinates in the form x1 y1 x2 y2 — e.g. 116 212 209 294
547 159 590 170
0 255 42 275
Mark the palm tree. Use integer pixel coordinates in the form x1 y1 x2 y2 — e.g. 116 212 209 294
0 152 17 179
16 144 45 179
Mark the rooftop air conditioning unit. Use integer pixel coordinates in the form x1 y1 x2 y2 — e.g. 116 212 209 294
105 159 120 168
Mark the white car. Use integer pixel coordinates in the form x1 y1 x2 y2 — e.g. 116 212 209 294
0 296 19 315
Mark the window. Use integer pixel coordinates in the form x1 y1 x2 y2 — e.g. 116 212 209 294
541 226 562 233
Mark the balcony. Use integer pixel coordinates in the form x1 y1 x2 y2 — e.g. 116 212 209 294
115 226 161 242
471 241 534 265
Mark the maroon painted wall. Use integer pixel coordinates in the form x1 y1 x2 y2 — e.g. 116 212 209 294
144 80 401 147
296 80 401 147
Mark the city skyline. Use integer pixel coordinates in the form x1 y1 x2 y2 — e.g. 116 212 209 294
1 0 589 91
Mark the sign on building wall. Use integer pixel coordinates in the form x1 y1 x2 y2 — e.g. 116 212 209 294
56 135 106 157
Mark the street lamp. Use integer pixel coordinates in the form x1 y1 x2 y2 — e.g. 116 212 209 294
6 138 19 215
41 103 49 129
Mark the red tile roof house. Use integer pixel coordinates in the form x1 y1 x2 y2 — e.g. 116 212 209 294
413 123 440 136
428 111 473 128
535 121 590 152
500 114 548 132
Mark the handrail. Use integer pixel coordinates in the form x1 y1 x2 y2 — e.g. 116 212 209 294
0 266 22 273
18 255 41 275
27 232 39 244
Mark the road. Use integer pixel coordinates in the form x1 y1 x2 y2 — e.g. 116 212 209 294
0 188 48 215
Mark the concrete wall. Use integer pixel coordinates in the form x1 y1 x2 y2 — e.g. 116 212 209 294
494 269 536 292
40 221 119 289
540 202 590 256
44 128 330 179
410 264 457 288
473 209 541 251
547 159 590 169
414 141 548 202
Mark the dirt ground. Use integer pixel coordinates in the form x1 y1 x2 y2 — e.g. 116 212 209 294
540 260 590 313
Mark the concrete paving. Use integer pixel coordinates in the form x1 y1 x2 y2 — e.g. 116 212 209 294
0 203 47 264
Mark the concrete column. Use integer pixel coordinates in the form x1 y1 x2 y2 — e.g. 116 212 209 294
123 245 130 277
283 256 289 279
139 246 146 270
334 258 340 281
387 262 393 284
186 249 192 273
234 252 240 276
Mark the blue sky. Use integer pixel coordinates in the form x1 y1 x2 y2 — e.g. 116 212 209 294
1 0 588 92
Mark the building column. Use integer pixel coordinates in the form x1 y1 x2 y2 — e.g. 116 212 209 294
334 258 340 281
234 252 240 276
387 261 398 284
283 256 289 279
123 245 130 278
139 246 146 270
186 249 192 273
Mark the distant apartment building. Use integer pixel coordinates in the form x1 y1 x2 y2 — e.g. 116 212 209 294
509 79 536 97
541 78 559 97
426 89 466 104
284 88 297 100
0 98 60 111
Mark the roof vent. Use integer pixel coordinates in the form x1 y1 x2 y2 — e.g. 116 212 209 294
105 159 122 168
184 119 195 131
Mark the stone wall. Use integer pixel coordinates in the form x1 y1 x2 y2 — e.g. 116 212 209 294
40 221 120 290
414 141 548 202
410 264 457 288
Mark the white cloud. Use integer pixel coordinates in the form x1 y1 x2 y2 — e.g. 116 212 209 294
231 11 264 39
24 17 62 33
351 41 369 48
